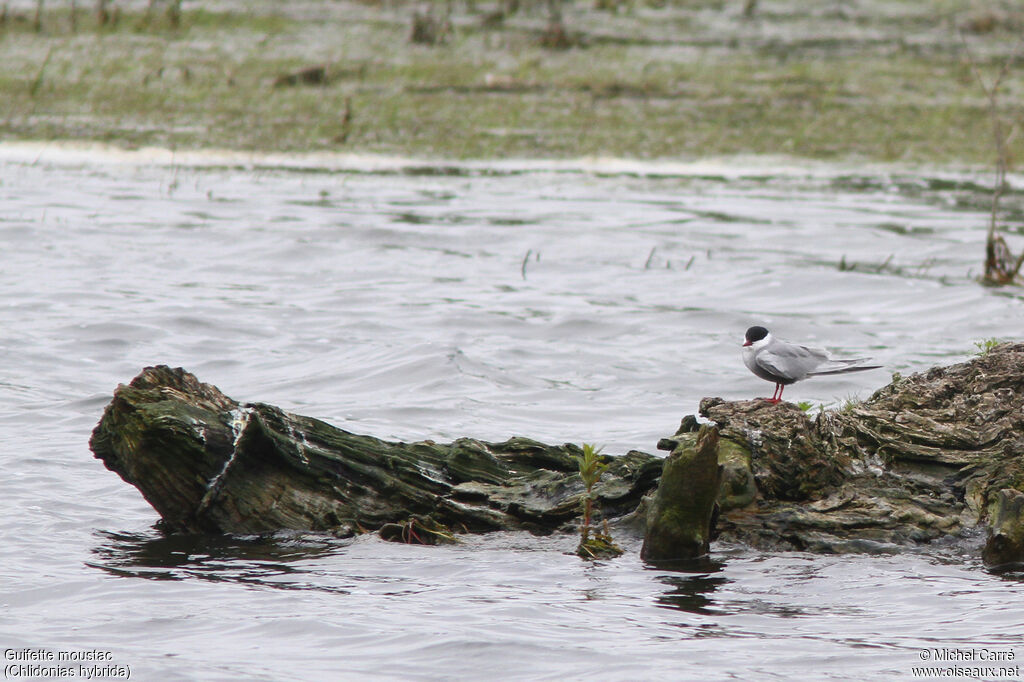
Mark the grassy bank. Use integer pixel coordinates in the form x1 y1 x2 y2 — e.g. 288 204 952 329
1 0 1021 163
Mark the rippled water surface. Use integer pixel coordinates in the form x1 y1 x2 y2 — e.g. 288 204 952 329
3 146 1024 680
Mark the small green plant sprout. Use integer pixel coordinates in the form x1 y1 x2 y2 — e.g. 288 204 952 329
839 394 863 414
796 400 826 418
574 443 624 559
975 338 1001 355
576 443 605 531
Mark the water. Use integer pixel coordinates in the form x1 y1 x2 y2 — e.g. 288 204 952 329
2 144 1023 680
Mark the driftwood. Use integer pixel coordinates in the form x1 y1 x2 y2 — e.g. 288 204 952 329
89 365 660 537
672 342 1024 567
640 424 721 563
90 344 1024 567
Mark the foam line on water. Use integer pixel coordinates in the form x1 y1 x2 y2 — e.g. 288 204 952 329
0 140 1014 185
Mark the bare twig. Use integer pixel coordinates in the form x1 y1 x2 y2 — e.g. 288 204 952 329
876 254 894 273
960 31 1024 284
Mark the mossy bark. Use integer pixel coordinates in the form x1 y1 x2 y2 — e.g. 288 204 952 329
981 488 1024 568
90 366 662 537
640 425 722 562
576 530 625 560
91 344 1024 567
681 344 1024 564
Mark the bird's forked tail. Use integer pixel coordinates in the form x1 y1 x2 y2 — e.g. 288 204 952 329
806 358 881 376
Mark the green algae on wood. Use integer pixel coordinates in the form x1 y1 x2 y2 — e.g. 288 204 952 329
91 344 1024 568
576 526 625 560
982 489 1024 568
90 366 661 537
704 343 1024 563
700 397 844 502
640 424 722 563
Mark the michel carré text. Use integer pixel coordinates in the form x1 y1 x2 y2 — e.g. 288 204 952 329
928 648 1015 662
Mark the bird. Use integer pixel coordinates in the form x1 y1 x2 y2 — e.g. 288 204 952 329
742 326 881 404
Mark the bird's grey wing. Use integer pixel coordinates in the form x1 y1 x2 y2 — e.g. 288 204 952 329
756 343 829 382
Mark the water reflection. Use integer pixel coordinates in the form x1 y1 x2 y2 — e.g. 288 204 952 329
646 556 729 616
88 528 350 592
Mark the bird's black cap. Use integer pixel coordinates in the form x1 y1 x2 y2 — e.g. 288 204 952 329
745 326 769 343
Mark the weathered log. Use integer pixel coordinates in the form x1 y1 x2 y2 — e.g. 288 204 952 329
90 344 1024 567
640 424 722 562
89 366 661 537
662 343 1024 564
981 488 1024 568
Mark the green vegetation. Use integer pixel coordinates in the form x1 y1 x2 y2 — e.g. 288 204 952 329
975 337 1002 355
838 394 863 414
576 443 605 533
1 1 1022 162
574 443 623 559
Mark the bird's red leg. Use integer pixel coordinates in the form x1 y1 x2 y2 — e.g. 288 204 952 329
759 383 784 404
